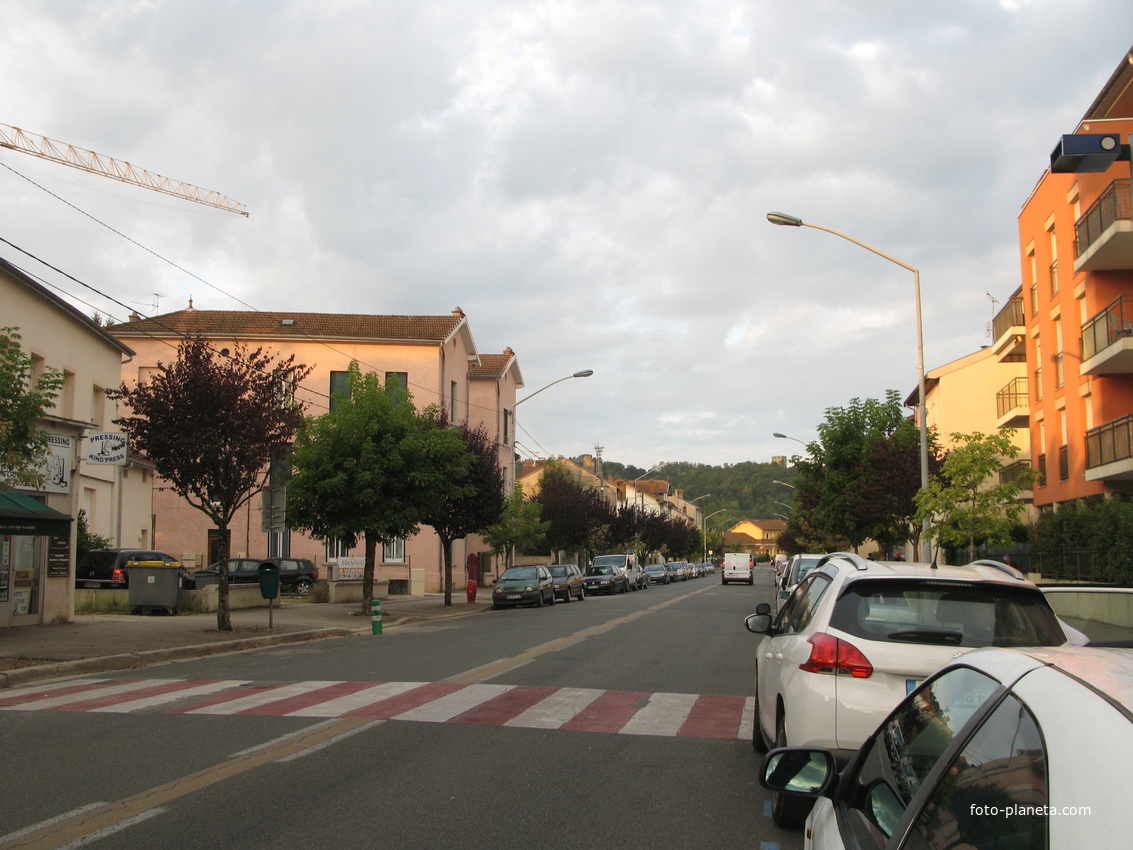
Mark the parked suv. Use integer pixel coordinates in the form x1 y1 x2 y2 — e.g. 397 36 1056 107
75 548 191 589
193 557 319 596
744 552 1072 827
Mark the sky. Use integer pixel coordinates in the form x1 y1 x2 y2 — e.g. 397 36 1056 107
2 1 1131 470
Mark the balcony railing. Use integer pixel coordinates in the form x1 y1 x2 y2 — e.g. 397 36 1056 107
1081 294 1133 361
999 459 1034 489
996 377 1028 419
1086 414 1133 470
991 295 1025 342
1075 179 1132 259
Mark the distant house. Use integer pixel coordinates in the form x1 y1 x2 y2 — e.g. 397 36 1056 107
725 519 787 560
106 305 521 594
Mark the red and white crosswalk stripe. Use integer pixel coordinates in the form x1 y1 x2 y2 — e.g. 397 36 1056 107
0 678 755 740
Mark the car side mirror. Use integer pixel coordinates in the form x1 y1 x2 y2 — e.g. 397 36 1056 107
760 748 836 796
745 612 773 634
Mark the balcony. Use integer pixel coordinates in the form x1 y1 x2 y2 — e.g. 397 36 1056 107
1074 179 1133 272
995 377 1029 429
990 294 1026 362
999 459 1034 501
1086 414 1133 481
1081 294 1133 376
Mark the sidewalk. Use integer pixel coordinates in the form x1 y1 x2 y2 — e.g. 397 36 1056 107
0 594 492 689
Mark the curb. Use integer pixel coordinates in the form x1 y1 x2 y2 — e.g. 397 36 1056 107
0 604 490 689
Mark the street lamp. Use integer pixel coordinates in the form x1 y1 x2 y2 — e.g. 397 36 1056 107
772 432 808 446
514 369 594 406
772 479 795 490
767 211 930 562
688 494 712 504
702 508 729 562
774 500 793 512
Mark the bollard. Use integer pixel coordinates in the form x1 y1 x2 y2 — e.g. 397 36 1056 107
466 578 477 603
370 598 383 635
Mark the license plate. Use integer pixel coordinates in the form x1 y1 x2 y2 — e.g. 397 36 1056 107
507 594 521 600
906 679 920 695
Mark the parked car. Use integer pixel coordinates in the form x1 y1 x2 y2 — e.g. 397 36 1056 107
75 548 190 589
583 562 630 595
644 563 671 585
492 565 555 609
548 563 585 602
776 552 822 607
687 562 701 578
592 553 642 590
721 552 753 585
745 552 1073 827
761 645 1133 847
193 557 319 596
665 561 688 581
699 561 715 576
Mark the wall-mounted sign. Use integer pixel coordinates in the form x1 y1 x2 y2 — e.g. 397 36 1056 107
86 432 128 465
40 433 72 494
48 534 70 577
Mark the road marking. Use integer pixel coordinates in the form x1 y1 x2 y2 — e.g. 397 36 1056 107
621 692 698 736
503 687 604 729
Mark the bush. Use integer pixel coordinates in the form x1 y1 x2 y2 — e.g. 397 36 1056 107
1031 498 1133 583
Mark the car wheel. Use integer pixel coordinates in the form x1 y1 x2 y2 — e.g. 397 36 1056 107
771 713 814 828
295 579 313 597
535 592 544 608
578 585 585 601
561 587 571 603
547 588 555 606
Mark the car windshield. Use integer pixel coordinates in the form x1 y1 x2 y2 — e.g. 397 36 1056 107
593 556 626 568
500 567 538 582
586 566 613 576
829 580 1067 647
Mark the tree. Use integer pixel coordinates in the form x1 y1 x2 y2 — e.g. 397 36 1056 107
915 430 1036 563
110 336 311 630
423 414 506 606
532 460 615 561
77 509 112 560
0 327 63 491
286 364 471 614
482 485 550 571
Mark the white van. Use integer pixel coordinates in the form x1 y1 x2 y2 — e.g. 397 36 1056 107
721 552 753 585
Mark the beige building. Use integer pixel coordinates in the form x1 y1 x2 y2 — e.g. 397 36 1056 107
724 519 787 560
1 257 153 628
107 306 521 593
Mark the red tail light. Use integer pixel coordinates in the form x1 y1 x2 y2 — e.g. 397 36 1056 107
799 632 873 678
112 568 127 583
312 567 319 580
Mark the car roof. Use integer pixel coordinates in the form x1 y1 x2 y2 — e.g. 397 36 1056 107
816 552 1037 590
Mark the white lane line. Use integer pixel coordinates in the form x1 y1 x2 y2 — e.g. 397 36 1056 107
392 684 514 722
0 803 106 846
738 696 755 741
274 719 386 763
186 681 343 714
285 681 427 717
504 687 604 729
620 692 698 736
0 679 174 711
90 680 249 713
0 679 114 701
55 807 167 849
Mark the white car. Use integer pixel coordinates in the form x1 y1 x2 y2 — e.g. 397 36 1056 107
776 553 823 608
721 552 753 585
762 645 1133 848
745 552 1072 828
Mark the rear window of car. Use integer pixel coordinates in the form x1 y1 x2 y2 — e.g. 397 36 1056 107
593 555 627 568
829 580 1066 648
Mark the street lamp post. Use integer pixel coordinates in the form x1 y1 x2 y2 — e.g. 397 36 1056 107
702 508 728 563
514 369 594 407
633 461 673 511
772 432 808 447
772 479 795 490
767 211 930 562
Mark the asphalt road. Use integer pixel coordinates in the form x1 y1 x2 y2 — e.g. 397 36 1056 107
1 566 803 850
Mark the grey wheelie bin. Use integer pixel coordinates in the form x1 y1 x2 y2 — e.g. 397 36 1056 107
127 560 182 614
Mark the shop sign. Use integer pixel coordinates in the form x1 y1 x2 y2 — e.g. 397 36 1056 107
86 433 128 465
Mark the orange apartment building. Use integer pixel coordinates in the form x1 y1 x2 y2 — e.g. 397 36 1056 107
996 46 1133 511
107 306 522 593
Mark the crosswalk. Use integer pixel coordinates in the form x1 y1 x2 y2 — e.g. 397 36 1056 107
0 676 755 740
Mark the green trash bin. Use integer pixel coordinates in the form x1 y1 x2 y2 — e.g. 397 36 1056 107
258 563 281 600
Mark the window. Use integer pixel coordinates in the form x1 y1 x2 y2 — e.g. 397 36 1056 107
1048 227 1059 297
775 573 831 635
383 537 405 563
329 370 351 412
385 372 407 392
450 380 458 416
326 537 351 560
906 696 1047 849
1054 319 1065 389
91 385 106 427
503 408 510 445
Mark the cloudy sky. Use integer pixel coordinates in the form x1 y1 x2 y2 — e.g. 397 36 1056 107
2 2 1131 469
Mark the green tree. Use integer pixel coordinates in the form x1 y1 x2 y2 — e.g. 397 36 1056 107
482 485 550 571
0 328 64 491
110 336 311 630
423 415 506 606
76 509 112 559
532 460 615 561
286 364 471 614
915 430 1036 563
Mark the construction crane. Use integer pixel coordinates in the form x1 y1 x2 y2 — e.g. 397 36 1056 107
0 122 248 217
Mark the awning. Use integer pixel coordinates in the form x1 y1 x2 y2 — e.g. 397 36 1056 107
0 490 72 536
